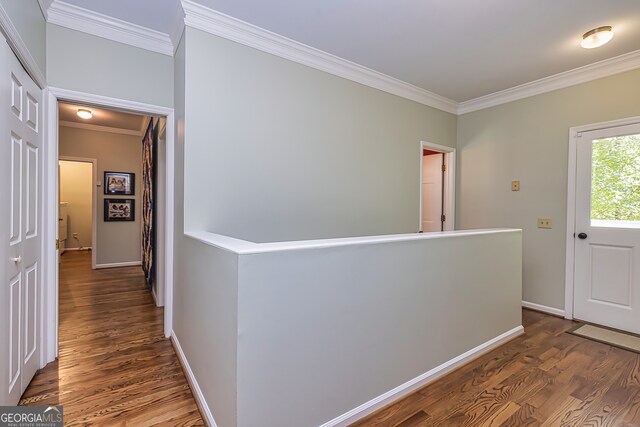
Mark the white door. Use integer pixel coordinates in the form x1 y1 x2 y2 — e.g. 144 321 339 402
422 154 443 232
0 38 42 405
574 123 640 333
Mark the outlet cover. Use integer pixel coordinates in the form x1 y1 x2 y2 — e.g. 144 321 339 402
511 180 520 191
537 218 552 229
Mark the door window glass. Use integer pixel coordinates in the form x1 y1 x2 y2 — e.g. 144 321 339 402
591 133 640 228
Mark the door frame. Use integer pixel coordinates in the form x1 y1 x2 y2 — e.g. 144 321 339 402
419 141 456 232
564 115 640 320
58 156 98 269
43 87 175 364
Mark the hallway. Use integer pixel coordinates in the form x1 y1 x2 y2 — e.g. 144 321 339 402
20 251 203 425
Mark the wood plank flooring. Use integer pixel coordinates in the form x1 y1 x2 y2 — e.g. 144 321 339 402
21 251 204 426
351 309 640 427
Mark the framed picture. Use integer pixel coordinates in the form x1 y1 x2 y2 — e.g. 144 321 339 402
104 199 135 222
104 171 135 195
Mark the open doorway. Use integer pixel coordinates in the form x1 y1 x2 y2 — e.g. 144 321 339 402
58 157 97 268
419 141 456 232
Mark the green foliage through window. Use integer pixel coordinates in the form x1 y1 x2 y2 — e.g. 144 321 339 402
591 134 640 221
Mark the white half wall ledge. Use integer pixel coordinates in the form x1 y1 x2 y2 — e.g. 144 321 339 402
184 228 521 255
521 300 565 318
319 326 524 427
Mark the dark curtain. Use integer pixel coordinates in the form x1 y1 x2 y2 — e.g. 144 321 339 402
141 118 156 288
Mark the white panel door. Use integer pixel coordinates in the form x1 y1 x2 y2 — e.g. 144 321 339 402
574 123 640 333
422 154 443 232
0 38 42 405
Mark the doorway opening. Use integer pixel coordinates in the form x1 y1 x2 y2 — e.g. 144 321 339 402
565 117 640 334
419 141 456 232
58 157 97 268
42 89 175 366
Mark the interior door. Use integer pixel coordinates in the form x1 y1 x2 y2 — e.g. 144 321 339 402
0 37 42 405
574 123 640 333
422 153 444 232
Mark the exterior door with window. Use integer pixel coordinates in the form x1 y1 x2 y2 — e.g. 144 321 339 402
0 37 42 405
574 123 640 333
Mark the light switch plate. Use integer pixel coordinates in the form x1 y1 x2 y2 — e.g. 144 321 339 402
512 180 520 191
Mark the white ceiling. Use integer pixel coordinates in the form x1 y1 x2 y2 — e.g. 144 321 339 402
59 102 147 134
43 0 640 104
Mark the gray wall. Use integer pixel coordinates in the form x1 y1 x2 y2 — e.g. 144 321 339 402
174 237 238 427
46 24 173 107
229 230 520 426
456 68 640 310
0 0 46 78
59 126 143 266
183 27 457 243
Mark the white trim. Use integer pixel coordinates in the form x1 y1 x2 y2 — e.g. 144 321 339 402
180 0 458 115
43 89 59 364
0 2 47 88
565 115 640 321
59 120 144 136
521 301 565 317
38 0 54 19
47 1 174 56
44 88 176 363
95 261 141 269
419 141 456 232
58 156 98 269
168 0 186 53
171 333 217 427
319 325 524 427
185 228 520 256
458 50 640 114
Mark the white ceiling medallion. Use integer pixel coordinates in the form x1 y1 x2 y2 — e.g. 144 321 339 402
47 1 175 56
181 0 459 114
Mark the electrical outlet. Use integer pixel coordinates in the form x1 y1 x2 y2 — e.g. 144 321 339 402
537 218 552 229
73 232 79 239
511 180 520 191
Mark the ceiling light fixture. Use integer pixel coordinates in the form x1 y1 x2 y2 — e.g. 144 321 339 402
77 109 93 120
581 26 614 49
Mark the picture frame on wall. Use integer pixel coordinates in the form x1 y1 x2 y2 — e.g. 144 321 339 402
104 171 135 195
104 199 135 222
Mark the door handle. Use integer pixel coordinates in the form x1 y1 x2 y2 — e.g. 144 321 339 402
577 232 588 240
11 255 22 263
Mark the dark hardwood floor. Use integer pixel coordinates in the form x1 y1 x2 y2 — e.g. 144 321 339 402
351 309 640 427
22 252 640 426
21 251 204 426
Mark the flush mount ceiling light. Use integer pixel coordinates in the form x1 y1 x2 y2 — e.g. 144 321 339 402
77 109 93 120
581 26 614 49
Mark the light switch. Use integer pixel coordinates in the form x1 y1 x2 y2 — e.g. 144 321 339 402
512 180 520 191
538 218 552 229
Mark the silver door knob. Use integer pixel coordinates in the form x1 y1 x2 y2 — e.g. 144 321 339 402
11 256 21 263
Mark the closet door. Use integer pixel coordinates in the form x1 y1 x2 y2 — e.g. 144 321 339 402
0 35 43 405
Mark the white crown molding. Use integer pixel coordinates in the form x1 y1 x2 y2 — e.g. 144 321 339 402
47 0 174 56
60 120 146 136
0 3 47 88
181 0 458 114
458 49 640 114
38 0 54 19
169 0 186 52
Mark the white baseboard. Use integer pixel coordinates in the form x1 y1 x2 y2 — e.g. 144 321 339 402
171 332 217 427
319 325 524 427
521 300 565 317
95 261 141 269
